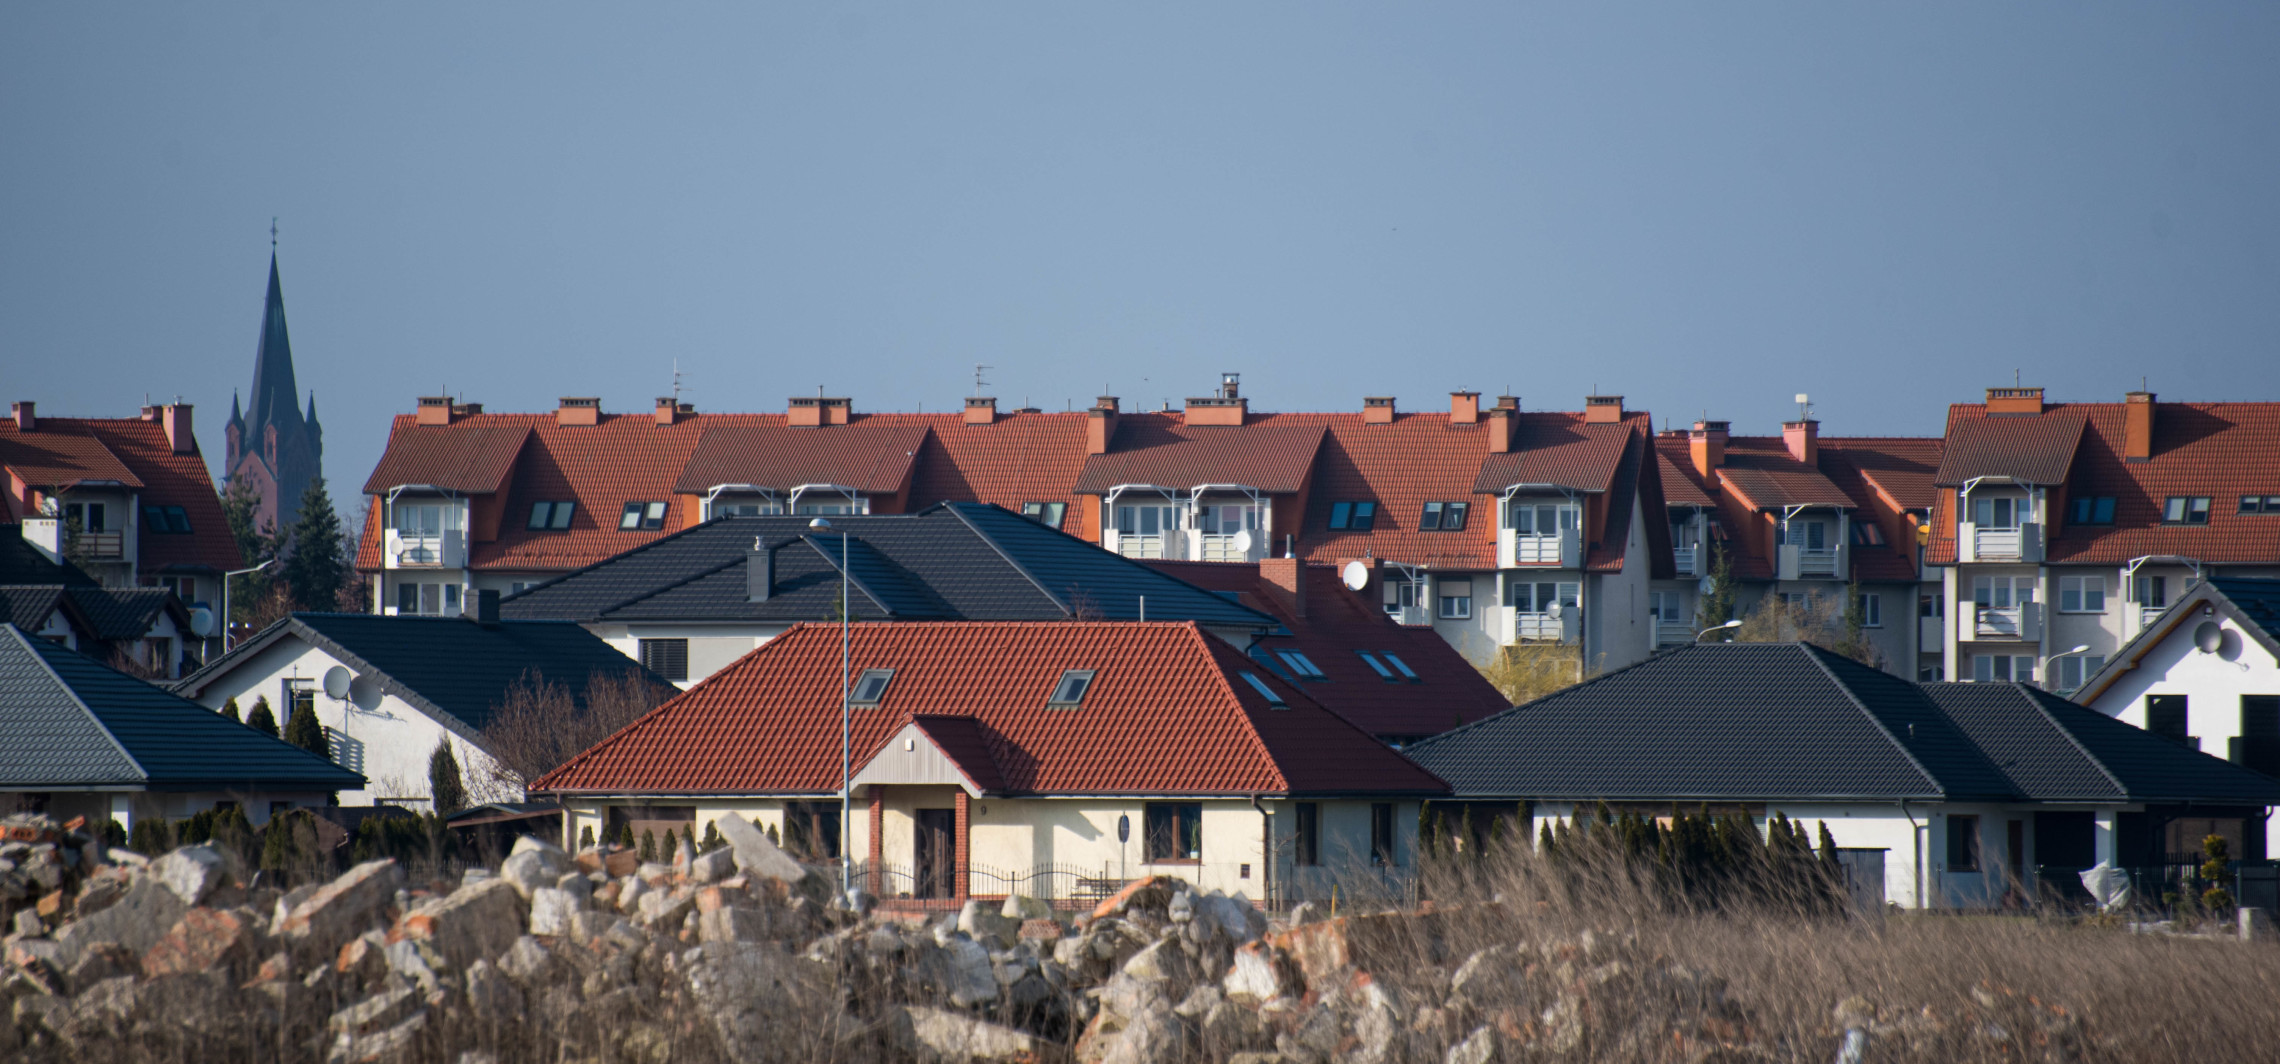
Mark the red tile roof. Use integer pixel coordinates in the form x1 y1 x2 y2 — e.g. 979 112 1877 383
1141 560 1512 737
361 424 532 495
1472 414 1645 494
1824 437 1943 512
1932 413 2086 487
1714 442 1854 510
0 424 144 489
1655 453 1716 507
531 621 1448 797
1072 419 1326 494
1296 411 1503 570
1651 433 1941 586
0 418 241 573
674 423 930 495
1929 399 2280 567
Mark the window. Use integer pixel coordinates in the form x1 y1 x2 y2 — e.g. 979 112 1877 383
639 638 689 682
1920 590 1944 618
1649 591 1683 624
1020 502 1067 529
1356 651 1397 682
713 501 782 517
63 502 107 533
392 502 461 537
1382 579 1421 615
2056 654 2106 692
2239 697 2280 777
527 501 576 531
1327 501 1377 531
2162 497 2212 525
1851 522 1886 546
141 505 192 534
1776 519 1829 550
850 668 894 705
396 582 460 616
1418 501 1469 531
2133 575 2168 609
1969 496 2019 529
1972 654 2034 683
1293 803 1320 866
1946 815 1980 872
1508 581 1580 614
1275 650 1326 680
1197 504 1258 535
2070 496 2116 525
2146 695 2191 746
2058 575 2106 613
1436 579 1473 619
1370 803 1396 867
283 677 316 734
1971 576 2035 609
1507 502 1578 537
1238 671 1287 707
145 574 196 601
1144 802 1202 862
620 501 669 531
1861 593 1882 628
1048 669 1096 706
1114 504 1179 535
1381 653 1419 681
783 802 842 861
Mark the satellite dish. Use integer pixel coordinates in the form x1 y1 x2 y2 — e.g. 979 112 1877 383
322 666 354 700
187 607 214 638
1546 601 1563 618
1341 561 1369 591
1230 529 1254 554
2194 622 2224 654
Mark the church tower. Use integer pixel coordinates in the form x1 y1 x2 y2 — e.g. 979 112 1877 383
224 251 324 536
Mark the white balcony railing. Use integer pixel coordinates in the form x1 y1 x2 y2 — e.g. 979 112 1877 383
385 529 465 569
1196 533 1264 564
1672 546 1697 576
1389 605 1432 628
1656 621 1693 647
1103 532 1166 560
1490 606 1579 645
1796 547 1838 578
1499 528 1581 569
1962 522 2042 563
1969 602 2041 642
2138 605 2167 630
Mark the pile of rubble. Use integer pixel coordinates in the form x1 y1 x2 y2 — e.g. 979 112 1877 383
1 809 2080 1063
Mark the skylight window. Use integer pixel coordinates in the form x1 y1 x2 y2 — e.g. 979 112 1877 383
1327 501 1377 531
1275 650 1327 681
1418 501 1469 531
1048 669 1097 706
2162 497 2212 525
1021 501 1067 529
620 501 669 530
850 668 894 705
528 500 576 531
2070 496 2116 525
1356 651 1397 682
1381 652 1419 681
2240 496 2280 515
140 505 192 534
1238 671 1287 707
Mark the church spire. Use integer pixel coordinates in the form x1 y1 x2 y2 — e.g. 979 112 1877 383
244 251 302 437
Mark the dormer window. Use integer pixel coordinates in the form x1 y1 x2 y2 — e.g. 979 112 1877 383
850 668 894 705
1327 502 1377 531
2162 497 2212 525
527 501 576 531
1418 501 1469 531
141 505 192 534
1048 669 1096 706
1969 496 2020 529
1507 501 1578 536
619 501 669 530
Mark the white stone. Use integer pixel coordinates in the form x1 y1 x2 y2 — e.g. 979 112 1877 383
499 849 569 900
509 835 565 859
943 936 998 1008
1221 944 1285 1003
527 887 584 936
896 1005 1039 1062
714 812 807 883
150 845 228 906
1000 893 1052 921
1446 1025 1498 1064
690 848 737 884
958 898 1017 948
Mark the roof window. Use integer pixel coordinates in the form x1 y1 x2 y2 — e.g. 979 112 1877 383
2161 497 2211 525
850 668 894 705
1327 501 1377 531
1418 501 1469 531
1047 669 1097 706
2069 496 2116 525
1021 502 1067 529
527 500 576 531
1356 651 1398 682
620 501 669 531
1381 652 1420 681
1275 650 1327 681
1851 522 1886 546
2239 496 2280 515
1238 671 1287 708
140 505 192 534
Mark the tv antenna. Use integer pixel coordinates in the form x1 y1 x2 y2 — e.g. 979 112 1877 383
671 359 688 404
973 364 992 397
1795 393 1813 420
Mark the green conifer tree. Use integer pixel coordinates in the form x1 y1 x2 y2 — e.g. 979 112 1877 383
246 696 279 737
640 829 657 862
285 700 330 758
221 697 241 723
281 477 349 611
428 740 467 816
579 826 595 850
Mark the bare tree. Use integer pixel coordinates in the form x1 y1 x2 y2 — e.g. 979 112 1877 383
1733 586 1884 669
475 668 674 801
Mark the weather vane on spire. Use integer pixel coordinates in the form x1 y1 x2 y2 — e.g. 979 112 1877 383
270 217 278 251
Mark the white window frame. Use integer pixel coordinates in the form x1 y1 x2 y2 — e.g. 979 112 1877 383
1436 579 1474 620
1971 575 2036 609
2059 575 2106 614
1861 593 1882 628
1971 654 2036 684
2057 654 2106 692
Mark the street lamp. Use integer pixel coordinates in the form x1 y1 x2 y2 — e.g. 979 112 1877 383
221 559 273 652
2046 644 2094 693
810 517 851 898
1696 619 1744 642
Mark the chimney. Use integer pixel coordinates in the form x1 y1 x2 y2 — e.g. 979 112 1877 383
457 402 483 415
747 545 773 602
556 397 601 427
1495 395 1519 410
11 401 33 432
1487 406 1514 453
20 518 61 563
162 404 195 455
1985 386 2045 416
2124 391 2156 462
1449 391 1481 425
1086 401 1120 455
1688 420 1728 479
1584 395 1625 424
654 397 687 426
1182 394 1246 427
1260 557 1306 619
964 396 998 426
1363 396 1396 425
141 404 162 421
1783 419 1819 465
788 396 850 428
474 589 501 627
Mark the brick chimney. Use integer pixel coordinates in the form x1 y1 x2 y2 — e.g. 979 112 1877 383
1488 406 1514 453
162 404 195 455
1184 374 1246 427
964 397 998 426
1087 399 1120 455
788 396 851 428
1260 557 1306 619
1689 420 1728 479
1584 395 1625 424
1363 397 1396 425
1985 386 2045 416
1783 419 1818 464
654 398 693 426
1449 391 1481 425
11 401 33 432
556 397 601 427
416 396 455 426
2124 391 2156 462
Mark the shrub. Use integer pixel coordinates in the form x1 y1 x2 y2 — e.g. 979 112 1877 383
127 818 174 855
640 828 656 862
429 740 467 816
98 818 125 847
284 699 330 758
579 825 595 849
221 697 241 723
260 809 329 876
2201 834 2235 916
701 821 725 853
246 697 279 738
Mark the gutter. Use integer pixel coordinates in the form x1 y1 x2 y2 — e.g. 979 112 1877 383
1899 800 1924 910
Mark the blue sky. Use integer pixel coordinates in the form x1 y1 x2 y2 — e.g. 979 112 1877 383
5 3 2276 509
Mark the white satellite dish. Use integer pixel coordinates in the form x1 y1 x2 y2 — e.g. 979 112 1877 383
187 607 214 638
1546 601 1563 618
322 666 354 700
2194 622 2224 654
1231 529 1254 554
1341 560 1370 591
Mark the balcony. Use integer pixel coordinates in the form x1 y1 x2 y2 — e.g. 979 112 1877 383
75 531 125 560
1960 521 2042 563
1490 606 1579 645
1966 601 2041 642
1775 545 1842 581
1672 546 1697 577
385 529 465 569
1656 621 1693 647
1195 532 1265 564
1499 528 1581 569
2138 604 2168 630
1388 605 1432 628
1102 532 1167 560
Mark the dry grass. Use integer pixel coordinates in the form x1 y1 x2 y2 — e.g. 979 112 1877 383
1476 642 1600 705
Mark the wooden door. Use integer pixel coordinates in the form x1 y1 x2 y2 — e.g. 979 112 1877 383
914 809 955 899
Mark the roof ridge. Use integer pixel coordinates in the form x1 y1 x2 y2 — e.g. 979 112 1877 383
800 534 902 618
2008 685 2129 799
1794 642 1949 799
5 625 147 780
944 504 1072 616
1184 622 1292 793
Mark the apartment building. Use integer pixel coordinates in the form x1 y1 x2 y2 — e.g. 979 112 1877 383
1651 417 1943 675
1930 387 2280 693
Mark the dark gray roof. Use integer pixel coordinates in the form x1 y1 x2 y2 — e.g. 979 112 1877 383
0 624 362 791
0 585 188 643
176 613 669 734
1404 642 2280 807
0 528 97 585
499 502 1275 629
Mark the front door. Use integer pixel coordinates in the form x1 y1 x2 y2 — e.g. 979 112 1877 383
914 809 955 899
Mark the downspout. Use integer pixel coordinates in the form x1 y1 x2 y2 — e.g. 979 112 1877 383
1900 801 1923 909
1251 794 1273 909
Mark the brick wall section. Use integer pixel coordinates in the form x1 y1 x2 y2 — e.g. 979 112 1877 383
953 790 971 900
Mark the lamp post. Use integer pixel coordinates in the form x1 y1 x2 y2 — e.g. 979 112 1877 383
221 559 273 652
2045 644 2094 693
810 517 851 898
1696 619 1744 642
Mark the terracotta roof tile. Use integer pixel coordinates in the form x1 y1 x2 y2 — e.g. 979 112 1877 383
1472 414 1642 494
1072 420 1326 494
1932 411 2087 487
0 419 240 573
532 621 1446 797
361 424 532 495
674 423 930 495
1713 441 1853 510
1655 452 1716 507
0 425 143 489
